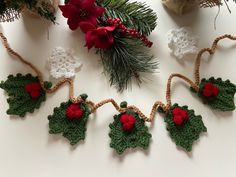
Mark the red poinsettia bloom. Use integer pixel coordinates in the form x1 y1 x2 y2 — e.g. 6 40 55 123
59 0 105 30
203 82 220 97
24 82 42 99
66 104 84 120
79 21 116 49
172 107 189 126
120 114 136 132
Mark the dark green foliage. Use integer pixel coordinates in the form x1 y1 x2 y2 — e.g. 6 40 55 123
0 73 51 117
99 36 158 91
198 77 236 111
1 0 56 22
96 0 157 36
48 101 91 145
109 111 152 155
165 104 207 152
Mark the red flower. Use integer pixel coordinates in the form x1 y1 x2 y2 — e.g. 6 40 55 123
203 83 219 97
172 107 189 126
66 104 84 120
59 0 105 30
24 82 42 99
120 114 136 132
79 21 116 49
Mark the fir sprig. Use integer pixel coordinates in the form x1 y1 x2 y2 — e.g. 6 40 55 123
98 34 158 91
96 0 157 35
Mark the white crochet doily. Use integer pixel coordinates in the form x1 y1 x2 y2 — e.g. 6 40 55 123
167 27 199 59
47 47 82 79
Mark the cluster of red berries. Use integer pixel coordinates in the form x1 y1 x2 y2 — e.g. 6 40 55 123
66 104 84 120
172 107 189 126
202 83 220 98
106 18 153 48
24 82 42 99
120 114 136 132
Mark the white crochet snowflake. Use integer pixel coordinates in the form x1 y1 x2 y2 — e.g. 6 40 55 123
167 27 199 59
47 47 82 79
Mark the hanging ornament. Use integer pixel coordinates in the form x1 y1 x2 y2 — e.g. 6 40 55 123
0 74 52 117
109 102 152 154
47 47 82 79
196 77 236 111
164 104 207 151
48 95 91 145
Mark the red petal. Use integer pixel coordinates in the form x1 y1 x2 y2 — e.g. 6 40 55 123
79 21 96 33
91 6 105 17
59 4 78 18
103 26 116 32
79 0 95 9
67 16 81 30
85 31 96 49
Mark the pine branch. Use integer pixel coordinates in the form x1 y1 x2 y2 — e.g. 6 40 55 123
96 0 157 36
98 34 158 91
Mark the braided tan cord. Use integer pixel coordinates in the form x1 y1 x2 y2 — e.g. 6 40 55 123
0 32 81 103
166 73 199 109
194 34 236 85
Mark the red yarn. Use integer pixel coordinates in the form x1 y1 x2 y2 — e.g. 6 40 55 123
66 104 84 120
120 114 136 132
203 82 220 97
24 82 42 99
172 107 189 125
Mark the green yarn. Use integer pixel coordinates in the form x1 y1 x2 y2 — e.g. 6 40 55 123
0 73 51 117
165 104 207 152
109 111 151 155
48 100 91 145
198 77 236 111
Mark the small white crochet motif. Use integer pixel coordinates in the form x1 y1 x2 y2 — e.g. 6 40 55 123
167 27 199 59
48 47 82 79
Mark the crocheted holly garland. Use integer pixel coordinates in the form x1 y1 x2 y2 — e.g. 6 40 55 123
0 74 52 117
196 77 236 111
48 95 91 145
109 103 151 154
164 104 207 151
1 30 236 155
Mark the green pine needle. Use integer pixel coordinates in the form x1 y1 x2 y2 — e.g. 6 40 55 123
98 35 158 92
96 0 157 35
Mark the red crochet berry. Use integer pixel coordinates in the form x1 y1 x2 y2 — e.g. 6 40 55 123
66 104 84 120
120 114 136 132
203 83 220 97
172 107 189 125
24 82 42 99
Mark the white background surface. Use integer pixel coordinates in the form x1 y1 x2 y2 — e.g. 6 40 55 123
0 1 236 177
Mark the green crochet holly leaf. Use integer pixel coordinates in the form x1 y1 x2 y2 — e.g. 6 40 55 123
109 111 152 155
0 73 51 117
198 77 236 111
48 100 91 145
165 104 207 152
